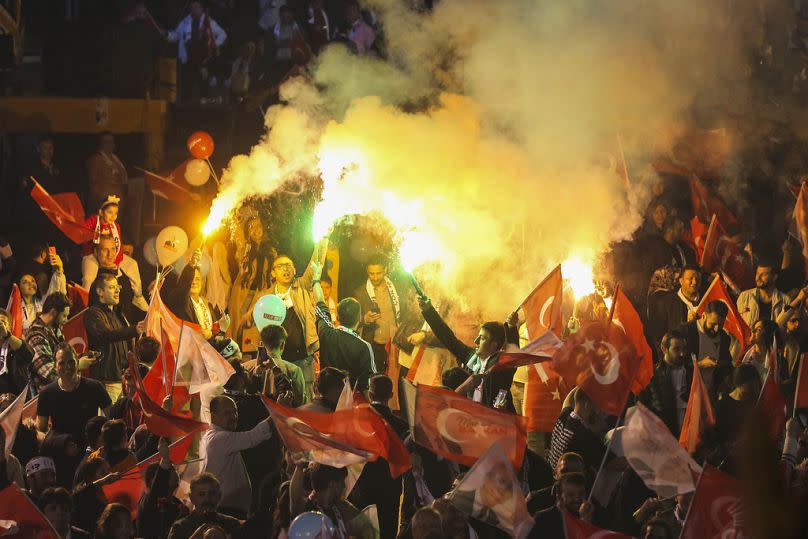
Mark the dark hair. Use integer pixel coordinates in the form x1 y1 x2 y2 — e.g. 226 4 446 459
53 342 76 363
441 367 468 391
680 264 701 277
557 452 584 467
190 472 220 491
704 300 729 317
145 460 177 489
555 472 587 498
38 486 72 512
260 324 287 350
309 463 347 492
755 318 778 350
95 503 130 539
734 363 761 388
85 416 107 447
240 216 276 290
136 336 160 364
279 4 291 13
73 458 107 491
661 328 688 351
42 292 70 317
101 419 127 449
90 273 118 306
644 518 675 539
369 375 393 402
480 321 506 350
337 298 361 328
366 254 387 268
316 367 346 396
209 395 235 417
756 258 778 272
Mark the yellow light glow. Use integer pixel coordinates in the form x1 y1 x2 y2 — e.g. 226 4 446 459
400 230 442 273
561 256 596 300
603 295 613 311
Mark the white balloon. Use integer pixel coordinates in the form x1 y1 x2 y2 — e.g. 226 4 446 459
184 158 210 186
173 251 211 277
155 226 189 267
143 236 157 267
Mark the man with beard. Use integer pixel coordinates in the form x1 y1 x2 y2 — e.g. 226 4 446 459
737 260 789 328
529 473 594 537
682 300 733 396
648 265 702 350
167 473 241 539
639 329 692 436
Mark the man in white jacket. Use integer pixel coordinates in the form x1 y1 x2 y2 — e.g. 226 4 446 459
163 1 227 100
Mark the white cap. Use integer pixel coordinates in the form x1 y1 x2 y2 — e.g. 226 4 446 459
25 456 55 477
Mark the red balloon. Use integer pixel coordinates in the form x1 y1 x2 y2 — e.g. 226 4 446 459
187 131 214 159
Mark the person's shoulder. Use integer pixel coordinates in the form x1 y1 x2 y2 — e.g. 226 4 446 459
215 512 242 530
38 381 60 396
70 526 92 539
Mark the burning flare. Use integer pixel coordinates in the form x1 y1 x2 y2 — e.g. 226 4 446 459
561 255 596 300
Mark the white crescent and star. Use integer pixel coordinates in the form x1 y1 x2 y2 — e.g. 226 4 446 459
539 296 555 328
591 341 621 385
436 408 477 444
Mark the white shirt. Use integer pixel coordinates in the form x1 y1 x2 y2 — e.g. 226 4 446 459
166 14 227 64
200 420 273 514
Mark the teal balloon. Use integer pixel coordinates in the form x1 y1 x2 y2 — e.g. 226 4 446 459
253 294 287 330
288 512 335 539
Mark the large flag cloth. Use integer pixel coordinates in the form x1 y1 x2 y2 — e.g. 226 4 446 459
794 353 808 409
62 309 88 356
696 275 750 356
413 384 527 469
142 325 191 412
521 265 563 339
552 321 641 416
523 362 571 432
680 466 745 539
445 443 533 538
690 176 737 227
5 284 22 338
563 511 633 539
793 182 808 272
493 331 562 372
0 484 60 539
405 346 454 387
679 359 716 454
701 214 753 292
263 397 411 478
0 387 27 457
610 403 701 498
66 283 89 311
129 353 208 438
145 284 234 395
29 181 94 244
611 288 653 394
102 433 196 517
690 216 709 262
758 368 786 440
144 161 193 202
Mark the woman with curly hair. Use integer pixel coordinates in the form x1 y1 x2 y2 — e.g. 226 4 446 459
95 503 134 539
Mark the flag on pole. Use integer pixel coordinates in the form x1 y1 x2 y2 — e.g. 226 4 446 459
679 358 716 454
143 161 194 202
690 176 737 227
0 387 27 457
610 403 702 498
794 353 808 410
689 217 709 262
611 288 653 394
680 466 745 539
0 484 60 539
793 182 808 274
758 367 787 441
29 181 94 244
523 362 570 432
445 443 533 538
563 511 633 539
493 331 562 372
4 284 22 338
62 309 89 356
700 214 754 292
552 321 641 416
696 275 750 357
520 266 563 340
405 346 453 387
66 283 90 311
413 384 527 469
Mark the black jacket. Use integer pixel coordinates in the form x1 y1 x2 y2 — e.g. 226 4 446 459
137 465 190 539
85 304 138 382
0 340 33 395
314 301 375 391
638 361 694 436
682 320 734 395
164 264 218 326
98 267 143 323
647 289 692 349
420 303 518 412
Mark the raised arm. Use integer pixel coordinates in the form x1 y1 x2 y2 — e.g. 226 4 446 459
419 298 473 362
299 237 329 290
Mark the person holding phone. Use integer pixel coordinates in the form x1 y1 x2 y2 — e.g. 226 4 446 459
0 307 32 394
17 247 67 333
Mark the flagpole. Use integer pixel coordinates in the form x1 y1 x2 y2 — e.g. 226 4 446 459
793 354 803 419
171 321 185 392
159 320 170 396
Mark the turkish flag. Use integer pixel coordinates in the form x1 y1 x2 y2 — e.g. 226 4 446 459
612 288 653 394
689 217 709 267
696 275 750 357
62 309 89 356
142 323 191 412
563 511 633 538
523 362 571 432
758 368 787 441
66 283 89 311
679 359 716 454
680 466 745 539
701 214 754 292
102 432 195 518
0 484 60 539
552 321 641 416
690 176 738 228
794 353 808 410
521 265 563 340
492 330 562 372
128 353 208 438
0 388 26 458
29 181 94 244
413 384 527 469
793 183 808 274
263 396 411 478
144 161 193 203
5 284 22 338
405 346 453 387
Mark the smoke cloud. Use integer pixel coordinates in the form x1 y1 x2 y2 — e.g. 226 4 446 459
210 0 774 317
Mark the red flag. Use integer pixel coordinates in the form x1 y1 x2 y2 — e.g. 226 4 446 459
552 321 641 416
0 388 26 457
263 396 411 478
5 284 22 338
414 384 527 469
128 353 208 438
701 214 754 292
563 511 633 538
493 331 562 372
696 275 750 356
62 309 89 356
66 283 89 311
142 324 191 412
0 484 60 539
679 359 716 454
690 176 737 227
102 433 195 518
758 368 787 440
680 466 745 539
405 346 453 387
144 161 193 203
612 288 653 394
520 266 563 340
793 183 808 274
29 181 93 244
523 362 571 432
689 217 709 265
794 353 808 410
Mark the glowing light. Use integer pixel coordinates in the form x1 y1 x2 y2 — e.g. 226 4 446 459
203 196 233 236
561 256 596 300
400 230 442 273
603 296 613 311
